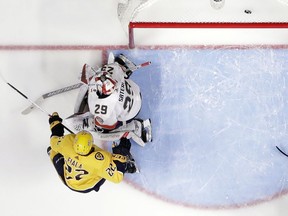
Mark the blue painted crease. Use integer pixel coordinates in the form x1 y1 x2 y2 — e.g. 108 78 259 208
109 48 288 207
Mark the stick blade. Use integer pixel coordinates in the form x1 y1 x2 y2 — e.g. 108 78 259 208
21 96 44 115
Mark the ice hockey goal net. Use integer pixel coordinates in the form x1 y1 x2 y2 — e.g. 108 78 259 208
117 0 288 48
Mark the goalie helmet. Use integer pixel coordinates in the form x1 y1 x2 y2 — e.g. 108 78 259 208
73 130 93 156
94 71 117 96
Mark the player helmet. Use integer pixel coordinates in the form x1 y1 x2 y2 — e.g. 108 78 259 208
94 72 117 96
73 130 93 155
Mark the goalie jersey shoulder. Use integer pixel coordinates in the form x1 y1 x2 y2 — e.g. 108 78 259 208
115 79 142 121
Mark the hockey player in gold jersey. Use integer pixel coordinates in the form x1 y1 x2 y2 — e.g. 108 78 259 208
48 112 136 193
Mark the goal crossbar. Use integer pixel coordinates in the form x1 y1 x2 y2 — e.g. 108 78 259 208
128 22 288 48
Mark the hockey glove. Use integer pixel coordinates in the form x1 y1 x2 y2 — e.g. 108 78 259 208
49 112 64 137
126 161 137 174
114 55 133 79
49 112 62 124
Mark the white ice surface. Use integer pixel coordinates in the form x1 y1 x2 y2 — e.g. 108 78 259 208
1 0 288 216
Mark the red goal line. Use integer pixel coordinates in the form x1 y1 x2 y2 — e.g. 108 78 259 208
128 22 288 49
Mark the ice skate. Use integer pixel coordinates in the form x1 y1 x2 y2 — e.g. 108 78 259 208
134 118 152 143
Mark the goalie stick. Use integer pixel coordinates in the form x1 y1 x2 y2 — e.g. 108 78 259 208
115 53 151 73
130 61 151 71
21 83 83 115
109 52 152 72
135 61 151 70
0 73 74 133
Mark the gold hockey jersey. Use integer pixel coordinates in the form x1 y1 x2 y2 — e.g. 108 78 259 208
50 134 125 191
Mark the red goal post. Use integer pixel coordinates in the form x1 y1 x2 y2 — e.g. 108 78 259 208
128 22 288 49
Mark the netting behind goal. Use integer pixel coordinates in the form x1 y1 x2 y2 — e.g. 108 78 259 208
117 0 288 48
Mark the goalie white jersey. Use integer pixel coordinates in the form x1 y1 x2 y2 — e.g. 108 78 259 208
79 61 142 130
88 72 142 129
69 53 152 146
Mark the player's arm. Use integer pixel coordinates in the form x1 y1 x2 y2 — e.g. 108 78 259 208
49 112 65 153
112 138 137 173
49 112 64 137
111 138 132 175
92 138 136 183
92 148 126 183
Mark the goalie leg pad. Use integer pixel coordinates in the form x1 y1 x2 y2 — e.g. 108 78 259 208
142 119 152 143
124 119 153 144
134 118 152 143
74 85 89 114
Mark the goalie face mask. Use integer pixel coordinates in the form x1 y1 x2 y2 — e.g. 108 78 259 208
93 72 117 96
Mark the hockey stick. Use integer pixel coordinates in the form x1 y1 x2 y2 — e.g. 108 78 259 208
121 61 151 79
133 61 151 70
276 146 288 158
0 74 74 133
22 82 83 115
123 60 151 73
